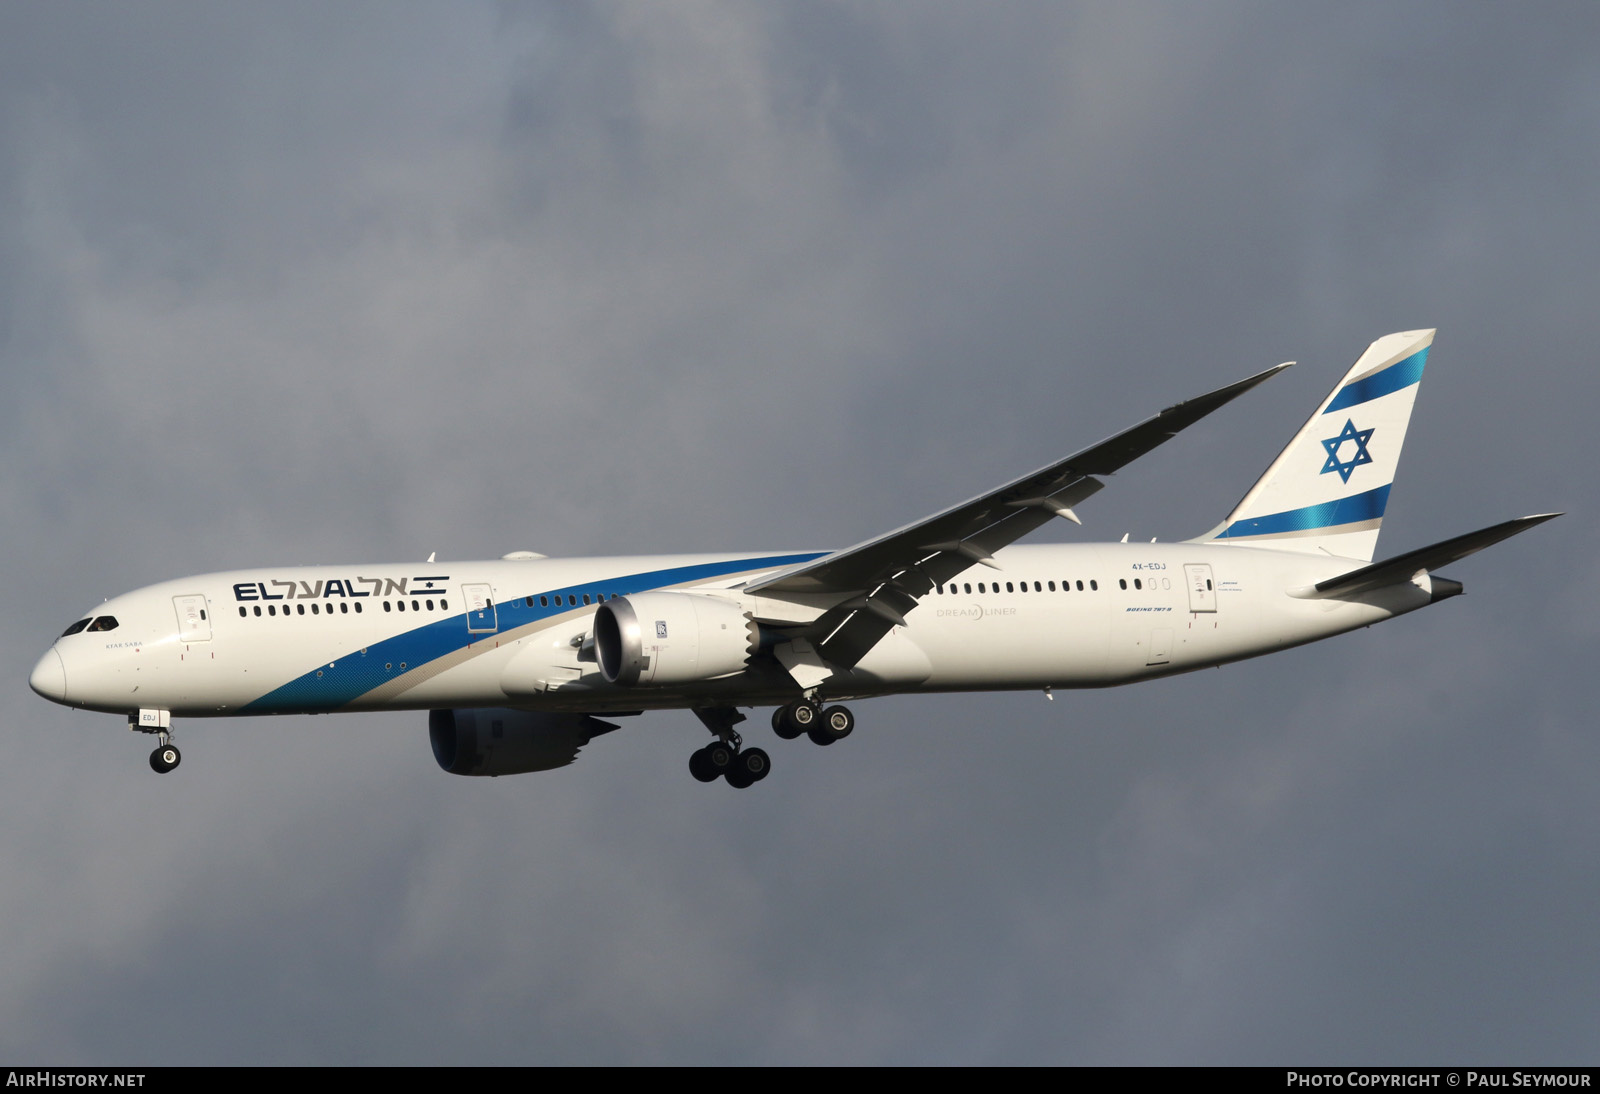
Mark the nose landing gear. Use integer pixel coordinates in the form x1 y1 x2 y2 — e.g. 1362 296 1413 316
149 742 182 774
130 711 180 774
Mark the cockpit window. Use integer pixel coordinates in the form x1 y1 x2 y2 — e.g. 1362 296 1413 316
61 618 92 637
86 616 119 632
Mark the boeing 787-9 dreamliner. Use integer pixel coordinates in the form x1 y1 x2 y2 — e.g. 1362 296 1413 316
30 330 1557 788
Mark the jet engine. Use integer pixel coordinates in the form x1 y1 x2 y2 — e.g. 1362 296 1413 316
429 708 619 776
593 592 757 687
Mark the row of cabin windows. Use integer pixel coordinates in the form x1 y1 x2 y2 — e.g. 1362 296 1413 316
236 592 628 619
936 579 1099 594
525 592 615 608
237 599 450 618
935 577 1184 594
385 599 447 613
242 601 364 617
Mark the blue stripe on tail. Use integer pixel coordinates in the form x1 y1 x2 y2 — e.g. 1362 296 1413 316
1215 484 1391 539
1323 348 1428 414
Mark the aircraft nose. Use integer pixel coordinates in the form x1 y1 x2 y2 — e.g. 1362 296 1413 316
29 649 67 703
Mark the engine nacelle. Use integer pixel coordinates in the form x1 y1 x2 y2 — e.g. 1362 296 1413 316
429 708 618 777
593 592 757 687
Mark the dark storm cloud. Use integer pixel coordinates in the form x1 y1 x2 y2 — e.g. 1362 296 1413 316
1 1 1594 1064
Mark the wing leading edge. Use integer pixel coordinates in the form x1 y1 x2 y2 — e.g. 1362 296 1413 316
748 360 1293 668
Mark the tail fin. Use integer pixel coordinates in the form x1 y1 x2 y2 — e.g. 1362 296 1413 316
1194 329 1435 562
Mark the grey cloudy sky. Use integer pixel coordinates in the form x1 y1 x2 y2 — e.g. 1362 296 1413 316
2 2 1596 1064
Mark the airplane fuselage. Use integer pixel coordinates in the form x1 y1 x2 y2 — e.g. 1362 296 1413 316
35 542 1428 721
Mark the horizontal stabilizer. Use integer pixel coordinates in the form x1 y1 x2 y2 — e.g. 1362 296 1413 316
1292 513 1562 600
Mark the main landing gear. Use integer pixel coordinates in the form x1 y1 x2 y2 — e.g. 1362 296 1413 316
772 700 854 746
688 740 771 788
689 707 769 789
688 700 857 788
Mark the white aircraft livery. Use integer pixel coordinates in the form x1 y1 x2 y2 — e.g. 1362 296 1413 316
30 330 1558 787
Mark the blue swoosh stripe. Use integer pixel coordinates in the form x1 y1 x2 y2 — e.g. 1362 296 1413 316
1323 348 1428 413
1216 484 1391 539
240 551 826 713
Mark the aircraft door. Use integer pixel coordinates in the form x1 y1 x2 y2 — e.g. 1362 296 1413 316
463 583 498 634
1184 564 1217 613
174 594 212 642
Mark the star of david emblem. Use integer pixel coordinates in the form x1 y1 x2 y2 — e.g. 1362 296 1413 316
1320 418 1375 483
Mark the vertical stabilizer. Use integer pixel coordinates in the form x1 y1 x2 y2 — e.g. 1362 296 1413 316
1193 329 1434 562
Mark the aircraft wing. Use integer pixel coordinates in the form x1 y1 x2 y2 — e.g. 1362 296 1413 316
747 361 1292 667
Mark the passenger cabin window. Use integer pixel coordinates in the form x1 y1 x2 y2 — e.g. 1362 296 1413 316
86 616 119 632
